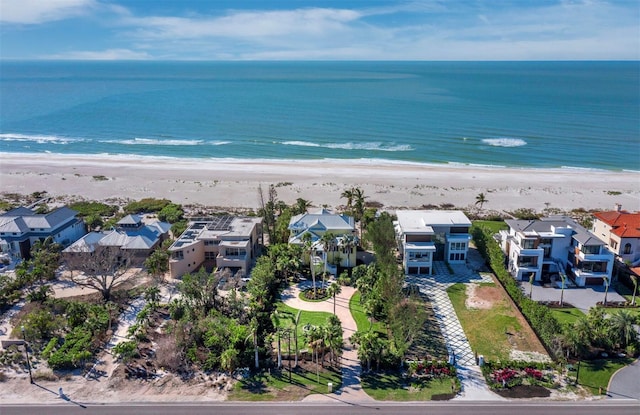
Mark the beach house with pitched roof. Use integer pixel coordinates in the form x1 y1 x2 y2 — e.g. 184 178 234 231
63 214 170 265
288 208 357 271
499 216 614 287
168 216 263 278
0 206 85 260
592 206 640 266
394 210 471 275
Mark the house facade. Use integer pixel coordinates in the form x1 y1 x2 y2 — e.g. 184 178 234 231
592 206 640 266
288 208 357 272
394 210 471 275
63 214 170 265
499 216 614 287
168 216 263 278
0 206 85 260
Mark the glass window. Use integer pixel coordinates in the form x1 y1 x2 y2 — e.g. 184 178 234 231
624 243 632 255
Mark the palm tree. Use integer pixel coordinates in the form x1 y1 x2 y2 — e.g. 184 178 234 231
327 282 342 315
340 234 357 269
603 276 610 306
294 198 311 215
249 317 260 369
352 187 367 238
630 274 638 306
320 232 336 284
290 310 302 367
301 233 319 298
341 188 354 211
559 271 566 307
271 311 282 368
475 192 488 210
609 310 638 349
529 273 535 299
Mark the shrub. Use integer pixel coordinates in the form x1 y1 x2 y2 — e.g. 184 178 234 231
42 337 59 359
48 327 93 369
124 198 172 214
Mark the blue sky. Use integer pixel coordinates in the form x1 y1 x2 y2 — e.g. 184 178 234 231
1 0 638 60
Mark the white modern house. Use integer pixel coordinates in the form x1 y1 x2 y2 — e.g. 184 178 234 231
0 206 85 260
394 210 471 275
288 208 358 273
168 216 263 278
499 216 614 287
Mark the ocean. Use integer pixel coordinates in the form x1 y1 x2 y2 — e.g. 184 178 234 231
0 61 638 171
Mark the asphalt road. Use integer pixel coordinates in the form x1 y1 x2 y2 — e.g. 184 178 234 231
608 358 640 400
1 402 639 415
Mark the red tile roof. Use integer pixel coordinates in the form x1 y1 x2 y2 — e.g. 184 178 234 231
594 210 640 238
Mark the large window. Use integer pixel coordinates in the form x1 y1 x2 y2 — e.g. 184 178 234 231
171 250 184 260
582 245 601 255
204 240 220 246
204 252 216 260
521 239 536 249
225 248 246 257
450 242 466 251
581 261 607 273
518 256 538 267
449 253 465 261
409 251 430 260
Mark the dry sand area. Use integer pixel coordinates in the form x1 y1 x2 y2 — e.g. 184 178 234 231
1 153 639 212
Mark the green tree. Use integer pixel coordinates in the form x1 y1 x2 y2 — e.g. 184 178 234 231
327 282 342 315
293 198 311 215
290 310 302 367
389 297 426 368
630 274 638 306
271 310 283 368
341 188 354 212
144 240 170 284
157 203 184 223
475 192 488 210
178 267 219 318
609 310 638 349
320 232 336 283
339 234 358 269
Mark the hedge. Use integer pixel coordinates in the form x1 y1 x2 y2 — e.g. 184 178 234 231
471 225 562 359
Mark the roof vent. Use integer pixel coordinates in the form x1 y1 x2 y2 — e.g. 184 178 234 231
615 203 622 212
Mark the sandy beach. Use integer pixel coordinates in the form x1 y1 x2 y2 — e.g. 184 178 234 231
1 153 638 212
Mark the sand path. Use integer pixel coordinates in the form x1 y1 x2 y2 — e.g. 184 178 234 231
279 281 373 403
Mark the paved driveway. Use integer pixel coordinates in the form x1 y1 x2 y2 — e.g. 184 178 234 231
519 281 626 313
608 358 640 400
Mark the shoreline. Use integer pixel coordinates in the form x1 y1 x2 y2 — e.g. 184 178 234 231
1 152 638 212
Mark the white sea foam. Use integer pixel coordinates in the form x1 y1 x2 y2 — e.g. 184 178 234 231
112 138 205 146
0 133 79 144
481 138 527 147
282 141 412 152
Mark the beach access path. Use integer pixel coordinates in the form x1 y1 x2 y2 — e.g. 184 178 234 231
279 281 373 403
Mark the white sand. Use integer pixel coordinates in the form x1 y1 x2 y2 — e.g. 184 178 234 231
1 153 638 212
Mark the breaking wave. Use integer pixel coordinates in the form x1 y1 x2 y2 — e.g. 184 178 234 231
481 138 527 147
0 133 79 144
282 141 413 152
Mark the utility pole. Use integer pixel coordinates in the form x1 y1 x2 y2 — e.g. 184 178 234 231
21 326 33 384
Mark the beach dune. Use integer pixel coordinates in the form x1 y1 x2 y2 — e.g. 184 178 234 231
1 153 638 213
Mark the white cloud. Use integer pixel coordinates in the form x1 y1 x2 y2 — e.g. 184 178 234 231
122 8 361 40
0 0 97 24
44 48 151 60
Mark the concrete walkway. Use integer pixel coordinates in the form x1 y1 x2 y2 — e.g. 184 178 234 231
406 261 504 401
279 281 374 403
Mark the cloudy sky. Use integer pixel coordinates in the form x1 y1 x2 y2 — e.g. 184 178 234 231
1 0 638 60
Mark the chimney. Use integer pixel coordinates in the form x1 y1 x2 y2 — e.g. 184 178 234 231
614 203 622 212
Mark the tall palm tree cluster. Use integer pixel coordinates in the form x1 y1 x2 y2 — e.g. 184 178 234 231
563 307 639 359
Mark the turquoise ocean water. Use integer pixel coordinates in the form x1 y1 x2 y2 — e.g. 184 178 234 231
0 61 638 171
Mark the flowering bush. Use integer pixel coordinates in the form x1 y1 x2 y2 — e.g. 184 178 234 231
408 360 456 379
492 368 518 383
524 367 543 380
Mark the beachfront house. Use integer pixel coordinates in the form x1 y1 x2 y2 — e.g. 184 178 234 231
394 210 471 275
0 206 85 260
63 214 171 265
288 208 357 274
168 216 263 279
499 216 614 287
592 205 640 266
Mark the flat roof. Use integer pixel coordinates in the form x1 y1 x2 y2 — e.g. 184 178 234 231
396 210 471 234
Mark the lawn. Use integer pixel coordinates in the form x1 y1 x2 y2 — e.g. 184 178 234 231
230 365 342 401
275 302 334 350
472 220 508 234
575 358 634 395
362 372 458 401
349 291 386 335
550 307 584 327
447 283 547 362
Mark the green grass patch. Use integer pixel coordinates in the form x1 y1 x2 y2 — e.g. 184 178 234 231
230 366 342 401
576 358 633 395
447 283 523 361
472 220 508 234
276 302 333 351
349 291 386 335
550 307 584 327
362 372 458 401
